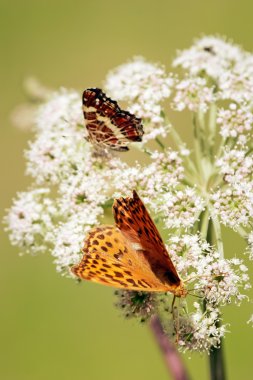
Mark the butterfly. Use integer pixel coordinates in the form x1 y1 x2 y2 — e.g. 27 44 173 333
82 88 144 151
72 190 187 297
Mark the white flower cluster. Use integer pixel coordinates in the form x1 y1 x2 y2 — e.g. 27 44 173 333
216 148 253 184
52 205 103 275
25 89 85 184
211 147 253 228
211 185 253 229
112 149 184 199
176 303 227 353
166 234 249 351
5 89 117 275
112 149 202 229
156 188 204 229
174 36 253 105
5 35 253 351
172 76 215 113
217 103 253 138
173 36 244 81
4 188 57 255
105 56 173 141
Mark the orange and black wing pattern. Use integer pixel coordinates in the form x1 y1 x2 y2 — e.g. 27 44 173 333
72 191 186 296
113 191 182 287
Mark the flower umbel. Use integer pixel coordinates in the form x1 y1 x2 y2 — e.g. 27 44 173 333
5 35 253 354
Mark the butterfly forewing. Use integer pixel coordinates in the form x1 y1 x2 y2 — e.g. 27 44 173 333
113 191 181 287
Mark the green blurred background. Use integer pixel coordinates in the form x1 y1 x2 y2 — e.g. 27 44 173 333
1 1 253 379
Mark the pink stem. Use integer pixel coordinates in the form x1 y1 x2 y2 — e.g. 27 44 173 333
150 315 190 380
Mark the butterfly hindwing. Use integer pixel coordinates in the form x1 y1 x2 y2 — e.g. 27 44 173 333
82 88 144 151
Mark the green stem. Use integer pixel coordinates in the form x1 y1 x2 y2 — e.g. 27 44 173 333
236 225 248 239
193 114 205 180
206 220 226 380
169 126 200 179
209 211 224 258
199 208 210 239
134 143 152 156
155 137 165 150
208 103 217 160
209 343 227 380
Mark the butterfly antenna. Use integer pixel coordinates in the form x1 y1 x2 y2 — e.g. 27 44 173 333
187 292 204 299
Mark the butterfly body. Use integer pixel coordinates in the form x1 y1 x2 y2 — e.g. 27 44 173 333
72 191 186 297
82 88 144 151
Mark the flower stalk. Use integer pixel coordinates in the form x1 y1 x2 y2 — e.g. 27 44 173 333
209 336 226 380
150 315 190 380
206 221 226 380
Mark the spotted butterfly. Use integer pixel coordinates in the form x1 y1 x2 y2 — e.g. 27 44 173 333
72 191 187 297
82 88 144 151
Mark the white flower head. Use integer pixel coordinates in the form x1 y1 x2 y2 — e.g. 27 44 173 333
217 103 253 138
159 188 205 229
211 183 253 229
105 56 174 141
173 36 244 81
4 188 57 255
52 205 103 276
176 304 227 352
216 148 253 184
5 35 253 352
36 88 83 133
172 76 215 113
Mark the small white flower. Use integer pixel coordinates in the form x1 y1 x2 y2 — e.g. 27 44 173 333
172 76 215 113
218 68 253 104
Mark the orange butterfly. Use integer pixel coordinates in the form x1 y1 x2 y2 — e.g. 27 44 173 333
72 191 187 297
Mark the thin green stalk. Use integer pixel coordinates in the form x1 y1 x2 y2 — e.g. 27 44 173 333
193 114 205 180
155 137 165 150
208 103 217 160
197 110 209 159
169 125 200 179
205 221 226 380
236 225 249 239
199 208 210 240
134 143 152 156
209 211 224 258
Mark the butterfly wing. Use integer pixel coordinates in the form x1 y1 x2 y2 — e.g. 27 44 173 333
113 191 182 288
82 88 143 151
71 225 172 292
